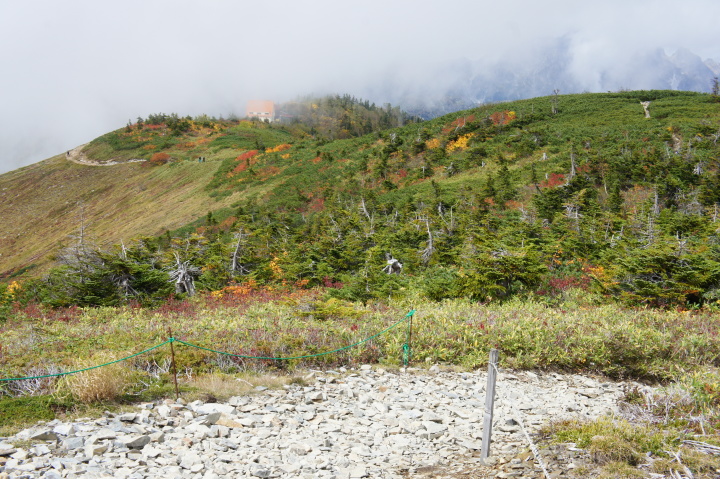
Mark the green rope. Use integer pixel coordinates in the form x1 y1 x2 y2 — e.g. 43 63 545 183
0 340 172 382
403 310 414 367
0 310 417 382
177 310 416 361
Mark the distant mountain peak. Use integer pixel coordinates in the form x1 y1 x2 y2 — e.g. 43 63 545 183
369 45 719 119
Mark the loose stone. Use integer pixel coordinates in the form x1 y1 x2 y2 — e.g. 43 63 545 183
0 368 642 478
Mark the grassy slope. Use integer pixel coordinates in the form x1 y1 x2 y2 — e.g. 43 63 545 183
220 91 717 214
0 154 245 277
0 117 306 278
2 91 717 279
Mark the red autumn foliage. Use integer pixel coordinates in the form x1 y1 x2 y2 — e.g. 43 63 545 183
308 197 325 212
539 172 566 188
442 115 476 133
232 162 250 174
236 150 259 162
322 276 344 288
13 302 81 322
536 274 592 298
219 216 237 229
232 150 260 174
149 152 170 165
489 110 516 126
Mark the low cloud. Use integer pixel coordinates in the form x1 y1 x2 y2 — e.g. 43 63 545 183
1 0 719 173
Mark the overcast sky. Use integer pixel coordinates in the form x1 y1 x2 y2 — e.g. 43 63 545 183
1 0 719 174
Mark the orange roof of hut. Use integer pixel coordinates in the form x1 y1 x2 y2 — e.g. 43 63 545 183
245 100 275 121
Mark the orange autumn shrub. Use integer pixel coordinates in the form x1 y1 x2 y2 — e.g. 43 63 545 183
266 144 292 153
149 152 170 165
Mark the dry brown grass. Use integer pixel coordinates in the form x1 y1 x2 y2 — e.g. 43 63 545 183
589 435 642 466
648 446 720 478
0 155 242 278
57 353 132 403
182 372 301 402
594 461 648 478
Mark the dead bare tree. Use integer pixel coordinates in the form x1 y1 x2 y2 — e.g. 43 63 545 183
711 127 720 145
640 101 651 118
642 211 658 248
359 197 375 235
565 149 577 185
230 230 251 274
518 204 534 223
57 202 97 270
437 202 455 232
420 217 435 265
609 225 625 247
382 253 403 275
652 188 660 216
169 253 200 296
693 161 704 175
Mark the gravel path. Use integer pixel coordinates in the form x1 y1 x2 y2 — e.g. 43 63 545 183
0 366 643 478
65 144 144 166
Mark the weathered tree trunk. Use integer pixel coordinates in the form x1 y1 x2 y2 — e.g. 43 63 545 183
640 101 651 118
382 253 403 274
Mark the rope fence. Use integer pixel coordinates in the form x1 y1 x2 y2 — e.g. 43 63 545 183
176 309 414 361
0 340 173 382
0 310 416 384
1 313 587 476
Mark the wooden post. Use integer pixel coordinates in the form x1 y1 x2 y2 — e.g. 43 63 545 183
481 348 499 461
168 328 180 401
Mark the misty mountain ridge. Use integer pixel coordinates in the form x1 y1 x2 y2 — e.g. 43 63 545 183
375 44 720 118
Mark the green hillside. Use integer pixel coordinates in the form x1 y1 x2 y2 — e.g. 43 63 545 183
4 92 720 479
3 91 720 309
0 96 415 279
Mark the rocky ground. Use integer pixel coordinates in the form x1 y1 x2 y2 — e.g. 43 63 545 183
0 366 644 478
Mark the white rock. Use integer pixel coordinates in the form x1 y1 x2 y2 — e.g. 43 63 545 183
118 413 137 422
193 403 236 415
349 466 368 478
85 443 107 457
63 436 85 450
94 428 117 440
32 444 52 456
52 424 76 436
419 421 448 439
0 370 638 479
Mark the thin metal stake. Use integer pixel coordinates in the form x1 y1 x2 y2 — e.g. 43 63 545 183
168 328 180 401
481 348 499 461
407 312 413 365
